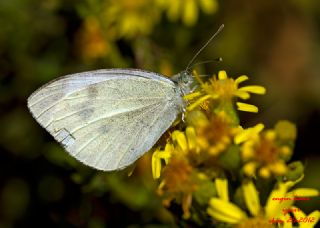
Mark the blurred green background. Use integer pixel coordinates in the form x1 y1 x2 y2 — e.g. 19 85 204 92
0 0 319 227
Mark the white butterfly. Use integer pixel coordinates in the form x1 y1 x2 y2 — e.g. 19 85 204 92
27 69 195 171
28 25 224 171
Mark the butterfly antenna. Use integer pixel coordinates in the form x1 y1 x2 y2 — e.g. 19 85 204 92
185 24 224 71
190 58 223 69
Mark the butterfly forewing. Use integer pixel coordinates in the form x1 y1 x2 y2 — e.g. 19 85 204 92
28 69 184 170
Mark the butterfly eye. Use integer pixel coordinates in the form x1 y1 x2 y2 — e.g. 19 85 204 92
181 72 190 84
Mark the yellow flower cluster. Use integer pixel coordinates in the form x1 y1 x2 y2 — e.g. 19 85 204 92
152 127 200 218
76 17 112 60
152 111 239 180
76 0 218 60
150 70 318 226
185 70 266 114
207 177 319 228
103 0 161 38
236 121 297 178
156 0 218 26
152 71 269 176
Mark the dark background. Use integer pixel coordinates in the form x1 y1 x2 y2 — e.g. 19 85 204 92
0 0 319 227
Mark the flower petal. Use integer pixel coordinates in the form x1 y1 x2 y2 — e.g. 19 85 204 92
199 0 218 14
151 146 172 179
163 143 173 164
183 0 198 26
167 0 181 21
235 75 249 84
207 208 241 224
208 198 247 223
152 150 162 179
183 91 203 101
215 178 229 201
288 188 319 197
243 162 257 177
236 102 258 113
283 213 293 228
234 123 264 144
243 181 261 216
172 131 188 152
290 206 306 218
187 94 212 111
218 70 228 80
239 86 266 95
304 210 320 228
186 127 198 153
265 182 289 217
291 207 320 228
235 90 250 100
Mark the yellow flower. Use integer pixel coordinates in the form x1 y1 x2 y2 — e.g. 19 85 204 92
152 127 206 219
156 0 218 26
207 178 319 227
148 69 315 226
290 206 320 228
195 111 239 156
161 156 195 194
103 0 161 38
77 17 111 60
172 127 200 155
207 178 249 225
274 120 297 141
208 197 248 224
152 143 173 179
158 155 198 219
152 110 242 180
264 176 319 226
236 122 296 178
215 178 229 201
186 70 266 113
151 126 199 179
234 123 264 144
